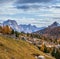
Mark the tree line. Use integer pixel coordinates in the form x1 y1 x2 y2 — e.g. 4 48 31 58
0 25 19 37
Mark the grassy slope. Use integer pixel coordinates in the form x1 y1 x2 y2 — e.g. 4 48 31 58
0 35 55 59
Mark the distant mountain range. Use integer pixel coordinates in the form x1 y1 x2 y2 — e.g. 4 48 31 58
35 21 60 39
0 19 45 33
1 20 60 39
19 24 45 33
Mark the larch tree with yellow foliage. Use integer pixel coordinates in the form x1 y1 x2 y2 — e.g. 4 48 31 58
2 25 12 34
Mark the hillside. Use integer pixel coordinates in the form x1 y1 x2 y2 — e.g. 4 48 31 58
36 26 60 39
0 35 55 59
35 22 60 39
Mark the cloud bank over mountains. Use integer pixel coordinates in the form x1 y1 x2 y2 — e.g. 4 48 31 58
0 0 60 27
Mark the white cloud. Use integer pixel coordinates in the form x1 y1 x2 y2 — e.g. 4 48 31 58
0 0 60 27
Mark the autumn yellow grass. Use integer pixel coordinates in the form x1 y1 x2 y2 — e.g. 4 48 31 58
0 35 55 59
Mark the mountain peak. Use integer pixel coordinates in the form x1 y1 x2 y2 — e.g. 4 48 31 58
49 21 60 28
52 21 59 26
7 19 17 23
3 19 20 32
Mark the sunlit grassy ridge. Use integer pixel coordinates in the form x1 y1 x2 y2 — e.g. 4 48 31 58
0 35 55 59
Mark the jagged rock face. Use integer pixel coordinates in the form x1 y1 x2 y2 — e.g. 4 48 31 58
3 19 20 32
3 20 41 33
19 24 44 33
0 19 44 33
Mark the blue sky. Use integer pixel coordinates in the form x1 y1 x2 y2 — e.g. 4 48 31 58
0 0 60 27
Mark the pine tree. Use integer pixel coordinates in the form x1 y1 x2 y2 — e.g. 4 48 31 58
15 31 19 37
44 45 49 53
11 29 15 34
